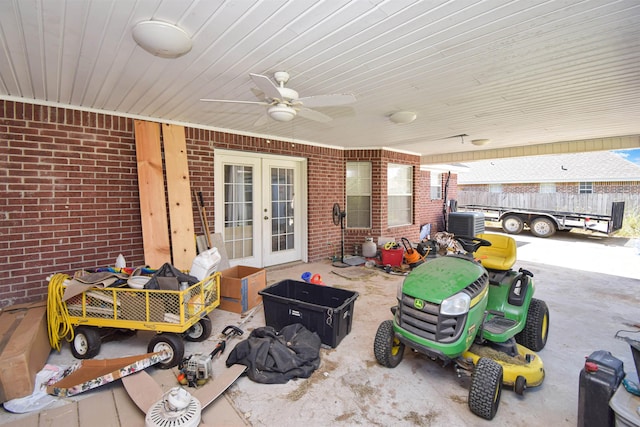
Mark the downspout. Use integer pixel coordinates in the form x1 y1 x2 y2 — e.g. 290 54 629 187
442 171 451 231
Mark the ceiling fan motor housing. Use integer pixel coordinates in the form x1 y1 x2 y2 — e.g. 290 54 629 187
276 87 299 102
145 387 202 427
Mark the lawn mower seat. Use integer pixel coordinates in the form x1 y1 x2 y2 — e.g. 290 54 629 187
475 233 517 271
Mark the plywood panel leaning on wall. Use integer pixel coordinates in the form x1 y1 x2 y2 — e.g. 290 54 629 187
134 120 171 268
162 123 197 271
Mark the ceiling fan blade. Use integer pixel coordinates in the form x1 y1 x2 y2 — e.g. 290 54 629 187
249 73 282 100
297 107 332 123
297 93 356 108
200 98 268 105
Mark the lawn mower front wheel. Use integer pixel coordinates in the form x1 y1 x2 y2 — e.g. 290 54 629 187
468 357 503 420
374 320 405 368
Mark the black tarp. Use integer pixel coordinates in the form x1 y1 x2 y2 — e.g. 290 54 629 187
226 323 321 384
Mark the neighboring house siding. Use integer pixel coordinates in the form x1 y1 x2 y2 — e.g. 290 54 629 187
461 182 640 194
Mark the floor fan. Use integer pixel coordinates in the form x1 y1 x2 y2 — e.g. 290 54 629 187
332 203 349 268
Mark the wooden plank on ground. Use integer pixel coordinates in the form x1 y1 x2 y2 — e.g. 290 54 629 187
38 402 79 427
162 123 196 270
78 390 120 427
111 386 145 427
134 120 171 268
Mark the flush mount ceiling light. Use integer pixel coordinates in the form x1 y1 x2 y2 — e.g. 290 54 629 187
389 111 417 124
471 139 491 146
132 20 192 58
268 103 297 122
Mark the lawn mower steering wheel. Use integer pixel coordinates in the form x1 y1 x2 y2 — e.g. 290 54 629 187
454 235 492 253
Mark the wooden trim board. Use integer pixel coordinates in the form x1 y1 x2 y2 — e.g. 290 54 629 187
162 123 197 271
134 120 171 269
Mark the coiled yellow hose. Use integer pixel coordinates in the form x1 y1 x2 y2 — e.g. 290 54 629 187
47 273 74 351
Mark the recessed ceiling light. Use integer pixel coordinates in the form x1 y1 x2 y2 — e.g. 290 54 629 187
132 20 192 58
471 139 491 146
389 111 417 124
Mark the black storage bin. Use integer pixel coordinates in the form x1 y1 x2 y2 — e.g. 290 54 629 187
258 280 358 348
577 350 625 427
448 212 485 236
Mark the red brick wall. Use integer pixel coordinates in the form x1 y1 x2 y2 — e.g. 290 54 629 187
343 152 452 253
1 100 455 306
183 128 345 264
1 102 145 306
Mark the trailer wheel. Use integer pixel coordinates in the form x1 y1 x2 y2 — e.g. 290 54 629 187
71 326 101 359
502 215 524 235
148 333 184 369
530 217 556 238
184 316 212 342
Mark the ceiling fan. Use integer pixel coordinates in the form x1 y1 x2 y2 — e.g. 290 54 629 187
200 71 356 125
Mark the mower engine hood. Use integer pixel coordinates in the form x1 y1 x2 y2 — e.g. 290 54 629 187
402 256 487 304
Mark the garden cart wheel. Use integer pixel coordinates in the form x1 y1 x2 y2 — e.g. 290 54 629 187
71 326 101 359
148 333 184 369
184 316 212 342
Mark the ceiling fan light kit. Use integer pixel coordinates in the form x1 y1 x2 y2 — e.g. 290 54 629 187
268 104 297 122
389 111 417 124
132 20 192 58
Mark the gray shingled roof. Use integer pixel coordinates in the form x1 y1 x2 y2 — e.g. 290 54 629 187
458 151 640 184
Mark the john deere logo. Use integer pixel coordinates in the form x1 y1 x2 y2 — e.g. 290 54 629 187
414 299 425 310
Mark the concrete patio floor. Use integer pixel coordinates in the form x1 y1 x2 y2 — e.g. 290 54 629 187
1 229 639 426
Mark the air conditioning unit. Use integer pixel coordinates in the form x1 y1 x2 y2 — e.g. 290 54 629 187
447 212 485 236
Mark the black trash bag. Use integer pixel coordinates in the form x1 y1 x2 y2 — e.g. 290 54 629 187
145 262 199 290
225 323 321 384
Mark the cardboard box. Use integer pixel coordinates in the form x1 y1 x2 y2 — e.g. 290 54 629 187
219 266 266 314
0 301 51 402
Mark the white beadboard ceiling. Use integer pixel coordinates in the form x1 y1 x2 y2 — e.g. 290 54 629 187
1 0 639 162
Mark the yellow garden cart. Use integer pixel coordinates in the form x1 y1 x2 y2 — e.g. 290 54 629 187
48 272 220 369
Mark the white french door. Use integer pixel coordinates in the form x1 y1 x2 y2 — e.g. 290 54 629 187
214 150 307 267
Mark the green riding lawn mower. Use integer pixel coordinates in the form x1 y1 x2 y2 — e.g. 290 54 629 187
374 233 549 420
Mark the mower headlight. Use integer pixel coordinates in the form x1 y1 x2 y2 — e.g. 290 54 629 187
440 292 470 316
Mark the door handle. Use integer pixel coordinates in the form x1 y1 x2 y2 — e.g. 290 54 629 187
264 216 269 220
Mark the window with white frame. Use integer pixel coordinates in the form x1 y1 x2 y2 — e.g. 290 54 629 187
540 182 556 193
346 162 371 228
489 184 502 193
388 163 413 227
430 172 442 200
579 182 593 194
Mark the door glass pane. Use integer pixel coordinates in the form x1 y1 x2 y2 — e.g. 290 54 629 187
223 164 253 259
271 167 294 252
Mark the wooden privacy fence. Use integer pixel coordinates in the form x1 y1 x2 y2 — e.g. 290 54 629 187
456 192 640 216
